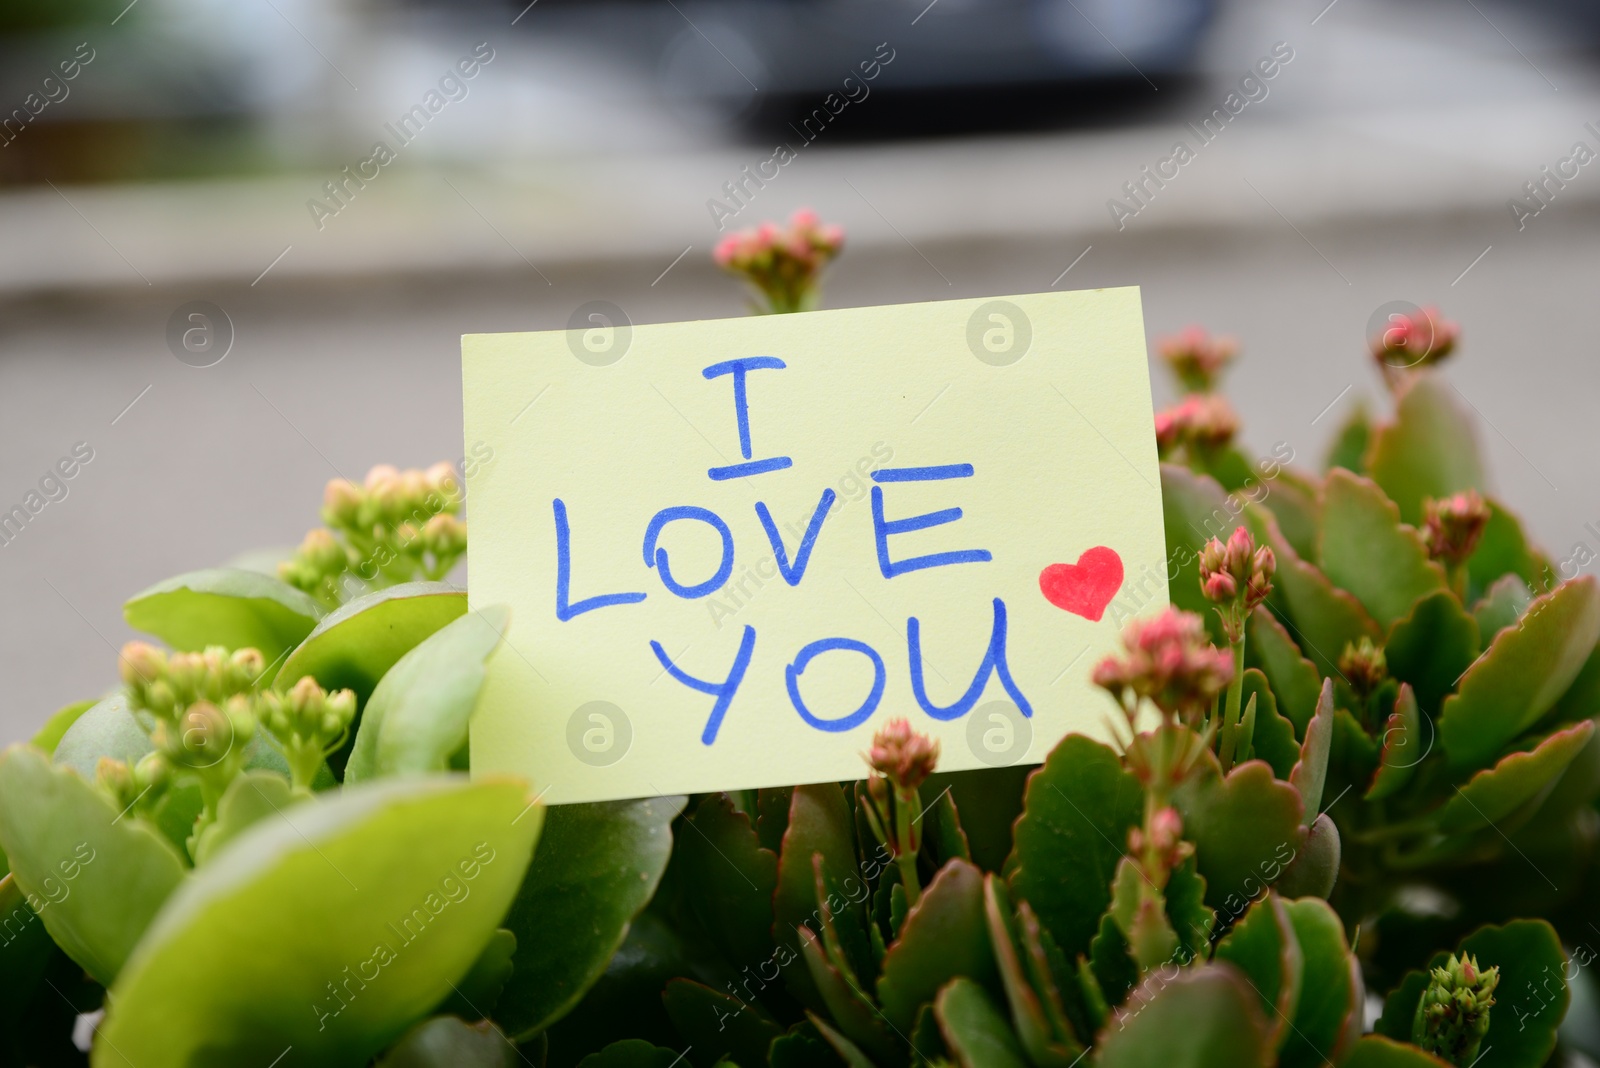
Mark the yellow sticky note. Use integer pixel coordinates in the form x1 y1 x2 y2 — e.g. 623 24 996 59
464 287 1168 804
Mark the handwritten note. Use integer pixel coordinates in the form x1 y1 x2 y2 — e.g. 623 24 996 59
463 287 1167 804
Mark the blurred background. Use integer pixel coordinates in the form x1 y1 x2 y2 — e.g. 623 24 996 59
1 0 1597 742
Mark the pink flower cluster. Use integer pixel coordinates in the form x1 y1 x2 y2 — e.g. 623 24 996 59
866 717 940 792
1093 608 1234 724
1371 305 1459 368
1423 488 1490 564
712 209 844 314
1157 325 1236 392
1154 393 1239 456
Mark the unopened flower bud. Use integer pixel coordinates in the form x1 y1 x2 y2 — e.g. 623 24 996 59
423 513 467 557
1202 571 1237 603
134 751 171 794
1412 953 1498 1065
866 718 940 792
96 756 135 803
1423 490 1490 566
1338 637 1388 701
1093 608 1232 724
425 461 461 508
1158 326 1236 393
1153 394 1238 454
322 478 363 527
119 641 167 688
1373 305 1458 370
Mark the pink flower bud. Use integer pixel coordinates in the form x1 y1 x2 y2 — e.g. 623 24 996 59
865 717 940 791
1423 489 1489 565
1157 326 1236 392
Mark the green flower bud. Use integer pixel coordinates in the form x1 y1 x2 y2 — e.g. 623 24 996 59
322 477 363 528
1413 953 1498 1066
118 641 166 689
134 751 171 796
143 679 178 719
96 756 136 809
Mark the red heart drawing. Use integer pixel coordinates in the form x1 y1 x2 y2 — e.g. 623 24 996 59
1039 547 1124 622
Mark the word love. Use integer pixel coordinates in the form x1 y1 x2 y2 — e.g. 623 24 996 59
551 355 1040 746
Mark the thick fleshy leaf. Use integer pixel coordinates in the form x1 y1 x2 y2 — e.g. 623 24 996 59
1007 735 1142 961
935 977 1029 1068
1213 894 1302 1047
1290 680 1335 826
123 567 322 662
436 929 517 1021
1274 814 1340 900
577 1040 691 1068
0 745 186 985
924 766 1029 874
984 877 1083 1063
1467 497 1539 594
1173 752 1304 911
878 859 997 1032
0 874 100 1067
376 1016 519 1067
1438 721 1595 834
798 927 897 1062
1088 909 1138 1008
1376 920 1567 1068
498 795 684 1041
808 1012 878 1068
1325 401 1371 475
1264 467 1322 564
1260 537 1381 681
678 793 779 969
1366 372 1486 525
1340 1036 1450 1067
1367 684 1424 801
1552 641 1600 724
277 582 467 700
769 1022 846 1068
542 913 698 1063
1278 898 1361 1068
1384 591 1480 719
1241 669 1298 779
1246 608 1323 736
31 699 96 756
94 776 541 1068
191 771 300 865
1440 576 1600 772
1473 574 1533 642
662 978 783 1066
1165 854 1213 959
51 693 152 780
1097 965 1274 1067
1161 464 1236 645
1318 470 1448 628
345 607 508 783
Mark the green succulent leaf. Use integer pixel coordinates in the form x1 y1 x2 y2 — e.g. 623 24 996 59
1088 908 1139 1008
1213 894 1303 1048
345 607 508 783
435 928 517 1022
1367 684 1424 801
1096 964 1274 1067
797 925 898 1063
1246 607 1323 736
1241 669 1299 779
0 745 186 985
984 877 1083 1064
1467 498 1540 595
0 874 102 1067
1366 372 1486 525
93 776 541 1068
1439 576 1600 773
1290 679 1335 826
934 976 1029 1068
123 567 323 663
50 693 152 780
577 1040 693 1068
1263 466 1322 563
1160 463 1237 645
375 1016 520 1067
1278 897 1362 1068
1339 1035 1452 1067
878 859 997 1033
1325 400 1371 476
678 793 779 969
769 1022 847 1068
1376 920 1567 1068
191 770 300 865
1551 640 1600 724
775 784 875 1009
1473 574 1534 642
1385 591 1481 719
277 582 467 700
925 767 1029 874
1318 470 1449 628
32 699 96 757
1438 721 1596 834
662 978 783 1067
498 795 684 1041
1259 524 1382 679
1007 735 1142 962
1172 751 1304 911
541 912 697 1063
1274 814 1341 901
807 1011 879 1068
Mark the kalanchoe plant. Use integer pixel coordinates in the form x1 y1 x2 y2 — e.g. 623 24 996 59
713 208 844 314
0 219 1588 1068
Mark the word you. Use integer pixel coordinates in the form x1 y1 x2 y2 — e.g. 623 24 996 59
1508 123 1600 231
1107 42 1295 230
307 43 496 231
1 42 95 148
556 357 1032 745
1104 441 1294 626
706 42 896 230
0 441 95 548
313 842 497 1030
708 442 895 628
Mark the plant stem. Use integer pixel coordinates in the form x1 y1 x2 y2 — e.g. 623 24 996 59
1218 638 1246 771
894 789 922 907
